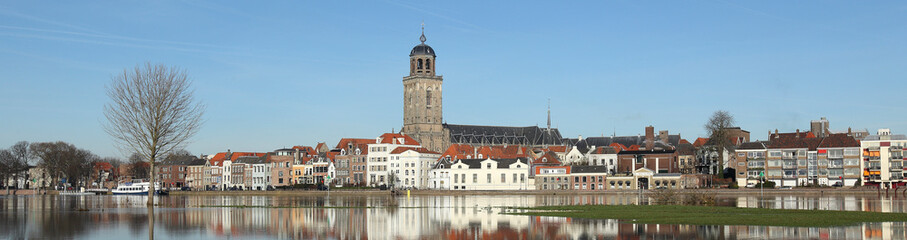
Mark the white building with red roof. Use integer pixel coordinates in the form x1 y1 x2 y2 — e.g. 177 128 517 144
366 133 422 187
388 147 440 189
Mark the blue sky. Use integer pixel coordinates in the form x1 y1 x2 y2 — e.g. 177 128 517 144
1 1 905 159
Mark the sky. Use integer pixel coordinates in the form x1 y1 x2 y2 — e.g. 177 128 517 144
1 1 906 159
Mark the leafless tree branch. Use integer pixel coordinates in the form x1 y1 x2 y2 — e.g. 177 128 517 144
103 62 205 205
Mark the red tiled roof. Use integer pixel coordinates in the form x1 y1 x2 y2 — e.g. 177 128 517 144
609 143 628 151
390 147 439 154
292 146 317 155
438 144 528 161
533 151 562 165
678 139 691 145
545 146 568 153
325 151 340 160
335 138 374 149
378 133 420 145
94 162 113 171
693 137 710 148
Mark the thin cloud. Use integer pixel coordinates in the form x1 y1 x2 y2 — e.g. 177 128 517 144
382 0 489 33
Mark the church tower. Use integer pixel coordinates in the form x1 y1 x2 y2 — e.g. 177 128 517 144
402 25 445 152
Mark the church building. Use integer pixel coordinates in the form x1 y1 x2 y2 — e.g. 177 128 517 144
401 28 563 152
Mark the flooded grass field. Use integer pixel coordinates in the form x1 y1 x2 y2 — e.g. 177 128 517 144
2 192 907 239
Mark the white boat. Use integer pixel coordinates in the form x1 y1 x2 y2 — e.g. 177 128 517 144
111 179 166 195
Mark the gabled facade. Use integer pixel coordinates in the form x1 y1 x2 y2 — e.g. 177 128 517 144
445 158 531 190
388 147 440 189
366 133 421 186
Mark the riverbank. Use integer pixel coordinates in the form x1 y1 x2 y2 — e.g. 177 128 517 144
165 187 893 197
511 204 907 227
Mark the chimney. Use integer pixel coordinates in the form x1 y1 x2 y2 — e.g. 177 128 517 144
645 126 655 150
796 129 800 138
659 130 669 143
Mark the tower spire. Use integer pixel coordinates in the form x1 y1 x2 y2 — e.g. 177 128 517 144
547 98 551 133
420 21 426 43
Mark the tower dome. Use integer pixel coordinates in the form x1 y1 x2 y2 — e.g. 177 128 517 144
410 43 435 57
408 25 436 76
410 31 435 56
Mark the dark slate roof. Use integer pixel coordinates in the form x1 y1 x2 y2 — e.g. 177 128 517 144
767 134 809 149
737 141 768 150
589 146 618 154
187 159 207 166
803 138 823 151
444 124 563 146
571 166 610 174
410 43 435 57
818 133 861 148
234 156 265 164
160 155 200 165
432 157 453 170
570 135 682 153
676 143 696 155
455 158 526 169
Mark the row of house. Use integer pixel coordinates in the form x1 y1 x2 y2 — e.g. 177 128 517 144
733 128 906 189
146 118 904 191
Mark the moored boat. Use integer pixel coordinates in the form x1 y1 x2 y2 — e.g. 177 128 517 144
111 179 166 195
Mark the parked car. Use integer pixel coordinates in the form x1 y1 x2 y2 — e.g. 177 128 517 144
778 186 793 190
745 183 756 188
832 182 844 187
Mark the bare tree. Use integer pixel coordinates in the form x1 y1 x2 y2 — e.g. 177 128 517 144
127 153 150 179
0 142 32 194
0 150 13 193
104 63 205 205
704 110 736 175
31 141 71 191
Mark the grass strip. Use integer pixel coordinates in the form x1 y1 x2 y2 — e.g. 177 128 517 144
510 205 907 227
199 205 376 209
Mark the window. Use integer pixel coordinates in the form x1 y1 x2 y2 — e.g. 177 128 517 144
828 149 844 159
844 148 859 156
426 91 432 106
487 174 492 183
769 151 782 157
513 174 517 183
454 174 458 183
574 176 579 182
501 174 506 183
473 174 477 183
521 174 525 183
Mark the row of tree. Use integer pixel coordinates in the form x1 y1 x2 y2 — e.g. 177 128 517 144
0 141 158 194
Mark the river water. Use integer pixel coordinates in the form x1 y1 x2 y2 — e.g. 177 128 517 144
1 193 906 239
